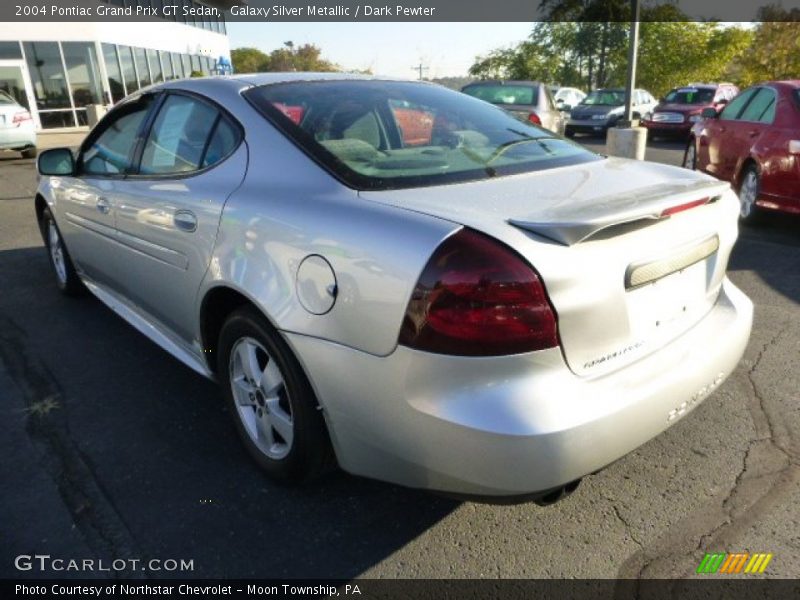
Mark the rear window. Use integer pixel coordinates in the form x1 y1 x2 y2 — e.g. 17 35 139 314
580 90 625 106
663 87 716 104
461 83 537 106
245 80 599 191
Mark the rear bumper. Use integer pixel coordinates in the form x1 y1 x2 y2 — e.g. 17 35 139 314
287 278 752 498
0 125 36 149
566 119 609 134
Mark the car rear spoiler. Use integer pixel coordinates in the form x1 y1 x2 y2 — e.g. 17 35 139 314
508 179 730 246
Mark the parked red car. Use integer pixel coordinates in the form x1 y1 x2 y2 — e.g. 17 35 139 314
642 83 738 139
684 81 800 221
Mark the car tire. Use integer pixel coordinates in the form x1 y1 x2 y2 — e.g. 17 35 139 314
682 139 697 170
21 146 37 159
41 207 84 296
564 127 575 139
738 164 762 224
217 306 335 482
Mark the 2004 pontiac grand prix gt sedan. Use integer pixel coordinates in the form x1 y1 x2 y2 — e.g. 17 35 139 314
34 73 753 504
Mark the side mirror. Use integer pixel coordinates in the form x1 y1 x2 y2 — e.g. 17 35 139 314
37 148 75 176
700 107 719 119
717 98 729 105
556 98 564 105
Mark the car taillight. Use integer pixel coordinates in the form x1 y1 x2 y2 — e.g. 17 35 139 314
527 112 542 125
12 111 32 126
660 197 710 217
399 228 559 356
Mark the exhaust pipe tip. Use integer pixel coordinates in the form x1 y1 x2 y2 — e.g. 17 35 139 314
534 478 582 507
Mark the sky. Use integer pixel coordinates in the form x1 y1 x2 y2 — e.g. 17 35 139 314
226 22 534 79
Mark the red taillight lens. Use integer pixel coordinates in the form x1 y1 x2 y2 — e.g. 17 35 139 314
399 229 559 356
12 111 32 126
660 197 710 217
527 112 542 125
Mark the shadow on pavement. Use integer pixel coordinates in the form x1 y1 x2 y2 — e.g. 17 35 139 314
0 246 459 579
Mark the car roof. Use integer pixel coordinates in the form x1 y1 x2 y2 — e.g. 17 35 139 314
462 80 544 87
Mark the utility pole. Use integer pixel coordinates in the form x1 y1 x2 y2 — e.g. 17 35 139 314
622 0 640 125
411 63 429 80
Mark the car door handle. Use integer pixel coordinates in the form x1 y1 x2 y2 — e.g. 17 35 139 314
173 210 197 232
96 197 111 214
748 130 759 137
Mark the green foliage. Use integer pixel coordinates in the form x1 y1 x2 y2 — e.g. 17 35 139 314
737 6 800 86
470 18 754 97
230 47 269 74
231 42 338 74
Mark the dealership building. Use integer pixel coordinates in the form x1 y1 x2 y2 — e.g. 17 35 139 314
0 0 231 130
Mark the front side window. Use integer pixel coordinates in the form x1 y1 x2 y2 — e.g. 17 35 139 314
581 90 625 106
82 99 153 175
461 84 537 107
139 94 219 174
246 80 599 190
720 87 758 121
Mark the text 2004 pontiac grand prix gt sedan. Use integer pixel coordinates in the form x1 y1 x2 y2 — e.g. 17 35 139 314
34 74 752 504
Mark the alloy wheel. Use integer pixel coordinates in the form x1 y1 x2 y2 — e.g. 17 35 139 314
228 337 294 460
48 221 68 285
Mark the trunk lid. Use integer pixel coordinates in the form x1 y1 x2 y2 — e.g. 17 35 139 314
360 157 737 376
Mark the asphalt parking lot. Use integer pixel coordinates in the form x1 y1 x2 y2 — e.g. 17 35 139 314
1 138 798 580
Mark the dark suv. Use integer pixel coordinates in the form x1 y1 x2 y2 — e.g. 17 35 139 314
643 83 739 139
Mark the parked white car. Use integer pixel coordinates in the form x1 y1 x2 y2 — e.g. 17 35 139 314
553 87 586 112
0 91 36 158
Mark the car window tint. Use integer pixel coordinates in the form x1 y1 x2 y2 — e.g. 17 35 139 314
720 88 758 121
82 100 152 175
201 118 239 168
140 95 218 174
739 88 776 123
246 80 599 191
461 84 536 106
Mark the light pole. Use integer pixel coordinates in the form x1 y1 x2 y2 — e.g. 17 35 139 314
622 0 640 126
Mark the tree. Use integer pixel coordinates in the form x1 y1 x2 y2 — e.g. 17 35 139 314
469 14 753 97
231 42 338 74
737 6 800 86
230 47 269 74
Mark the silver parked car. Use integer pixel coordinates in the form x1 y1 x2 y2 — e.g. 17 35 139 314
35 74 752 503
461 80 565 135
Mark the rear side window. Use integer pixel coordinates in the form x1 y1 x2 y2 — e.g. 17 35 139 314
82 98 153 175
202 119 239 168
461 84 537 106
720 87 758 121
739 88 776 123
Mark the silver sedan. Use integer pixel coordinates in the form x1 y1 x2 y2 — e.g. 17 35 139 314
34 74 752 503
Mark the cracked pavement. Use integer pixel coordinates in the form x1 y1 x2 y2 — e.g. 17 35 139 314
1 143 798 579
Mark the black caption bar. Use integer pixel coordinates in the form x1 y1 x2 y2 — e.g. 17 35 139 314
3 0 800 22
4 579 800 600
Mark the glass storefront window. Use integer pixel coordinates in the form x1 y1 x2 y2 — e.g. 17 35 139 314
147 49 163 84
133 47 151 89
160 51 174 81
61 42 104 109
0 65 29 109
119 45 138 95
171 52 183 79
0 41 23 60
181 54 192 78
102 43 126 102
23 41 76 127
